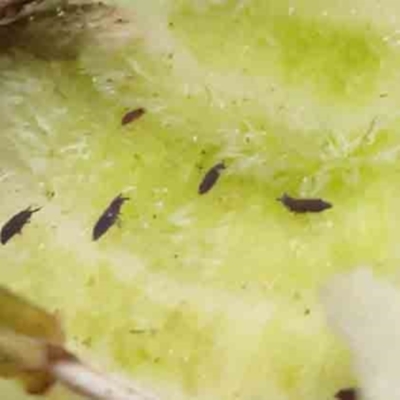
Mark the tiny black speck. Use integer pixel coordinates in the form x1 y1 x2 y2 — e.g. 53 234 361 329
46 190 55 199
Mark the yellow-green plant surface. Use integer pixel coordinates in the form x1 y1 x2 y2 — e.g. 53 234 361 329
2 0 400 399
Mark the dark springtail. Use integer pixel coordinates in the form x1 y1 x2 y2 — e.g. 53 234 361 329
277 193 332 213
92 194 129 241
335 388 357 400
198 162 226 195
121 108 146 126
1 206 41 245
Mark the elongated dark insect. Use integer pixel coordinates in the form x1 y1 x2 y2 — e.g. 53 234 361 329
198 162 226 195
1 206 41 245
277 193 332 213
92 194 129 241
121 108 146 126
335 388 356 400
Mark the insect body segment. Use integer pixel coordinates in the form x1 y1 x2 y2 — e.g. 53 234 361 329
198 162 226 195
277 193 332 213
1 207 41 245
92 194 129 241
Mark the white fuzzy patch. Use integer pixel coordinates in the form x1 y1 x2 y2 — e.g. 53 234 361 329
322 268 400 400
